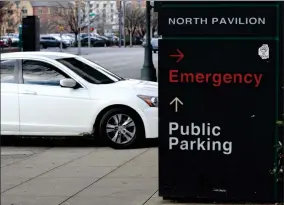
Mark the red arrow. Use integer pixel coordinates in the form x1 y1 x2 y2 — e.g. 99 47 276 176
169 49 184 63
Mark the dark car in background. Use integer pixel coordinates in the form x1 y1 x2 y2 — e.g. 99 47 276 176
80 37 106 47
40 35 70 49
97 36 112 46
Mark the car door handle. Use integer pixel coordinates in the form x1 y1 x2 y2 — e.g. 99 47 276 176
22 90 37 95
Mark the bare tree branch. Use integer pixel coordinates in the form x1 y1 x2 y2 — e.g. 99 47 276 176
124 6 144 37
53 1 102 42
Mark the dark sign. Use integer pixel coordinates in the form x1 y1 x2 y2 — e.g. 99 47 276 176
158 2 278 37
158 1 283 203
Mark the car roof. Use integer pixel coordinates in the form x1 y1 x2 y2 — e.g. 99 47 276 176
1 52 77 60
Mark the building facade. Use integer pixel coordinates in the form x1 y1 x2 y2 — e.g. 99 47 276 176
1 1 33 35
31 2 71 34
89 1 118 35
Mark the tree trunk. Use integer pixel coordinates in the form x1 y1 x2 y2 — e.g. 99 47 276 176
130 32 132 47
74 32 78 45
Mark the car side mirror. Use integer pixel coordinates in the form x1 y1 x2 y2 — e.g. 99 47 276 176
60 79 77 88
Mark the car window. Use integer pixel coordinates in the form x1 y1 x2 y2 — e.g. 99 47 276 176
56 57 117 84
22 60 69 86
1 60 17 83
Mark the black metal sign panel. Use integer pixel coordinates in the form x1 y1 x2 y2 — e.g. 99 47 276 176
158 2 278 37
158 38 281 202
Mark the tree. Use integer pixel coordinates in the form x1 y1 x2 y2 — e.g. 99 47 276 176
136 9 158 39
40 21 57 34
0 2 20 35
54 2 101 43
0 1 9 22
124 6 144 46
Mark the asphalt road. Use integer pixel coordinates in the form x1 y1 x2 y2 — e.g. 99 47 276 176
43 47 159 80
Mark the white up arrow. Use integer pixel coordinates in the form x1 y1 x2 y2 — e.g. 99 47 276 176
170 97 183 112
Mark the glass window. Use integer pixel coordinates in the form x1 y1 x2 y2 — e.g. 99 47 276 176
56 57 119 84
22 60 68 86
1 60 16 83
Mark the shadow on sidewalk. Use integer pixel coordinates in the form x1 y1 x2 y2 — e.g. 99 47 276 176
0 135 158 149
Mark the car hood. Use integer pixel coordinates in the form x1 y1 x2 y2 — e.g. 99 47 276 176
113 78 158 96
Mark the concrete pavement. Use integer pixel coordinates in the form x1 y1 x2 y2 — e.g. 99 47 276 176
1 142 161 205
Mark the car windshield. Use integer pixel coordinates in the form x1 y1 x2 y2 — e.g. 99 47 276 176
56 57 124 84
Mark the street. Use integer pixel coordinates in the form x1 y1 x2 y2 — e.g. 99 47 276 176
1 48 165 205
43 47 158 79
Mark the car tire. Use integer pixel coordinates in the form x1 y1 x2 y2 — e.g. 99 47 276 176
40 44 44 49
99 107 144 149
153 50 157 53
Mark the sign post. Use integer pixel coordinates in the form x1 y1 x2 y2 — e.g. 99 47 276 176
58 25 64 52
158 1 283 203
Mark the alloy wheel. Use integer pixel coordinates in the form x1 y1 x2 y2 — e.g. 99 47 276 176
106 114 136 144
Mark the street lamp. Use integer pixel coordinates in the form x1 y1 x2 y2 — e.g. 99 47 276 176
140 1 157 82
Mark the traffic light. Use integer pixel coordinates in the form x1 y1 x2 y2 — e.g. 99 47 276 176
90 27 94 32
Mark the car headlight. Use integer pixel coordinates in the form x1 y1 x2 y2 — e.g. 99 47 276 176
137 95 158 107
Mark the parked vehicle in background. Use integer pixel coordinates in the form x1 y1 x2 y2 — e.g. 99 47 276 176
151 37 160 53
63 35 74 45
1 36 19 47
49 34 73 45
40 35 70 49
0 37 8 47
97 36 111 46
105 35 119 46
80 37 106 47
1 52 158 149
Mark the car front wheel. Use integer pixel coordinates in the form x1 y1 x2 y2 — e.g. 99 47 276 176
99 108 144 149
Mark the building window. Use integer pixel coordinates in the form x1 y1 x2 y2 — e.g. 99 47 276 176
103 4 107 8
38 8 42 14
96 4 99 8
111 9 114 13
110 3 113 8
48 8 51 14
48 20 51 25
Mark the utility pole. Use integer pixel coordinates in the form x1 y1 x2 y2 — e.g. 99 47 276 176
77 0 81 55
150 1 153 40
118 1 122 47
140 1 156 81
19 0 23 51
87 0 90 48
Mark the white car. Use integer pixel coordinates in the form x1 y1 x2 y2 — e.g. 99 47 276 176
1 52 158 149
